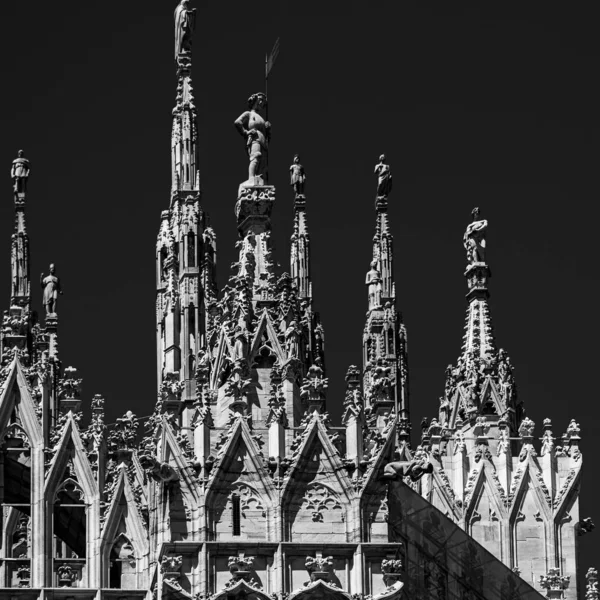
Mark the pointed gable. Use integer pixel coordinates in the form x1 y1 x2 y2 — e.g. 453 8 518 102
45 411 98 502
282 415 355 542
100 466 149 588
0 357 43 449
205 417 275 541
249 309 286 366
210 326 234 389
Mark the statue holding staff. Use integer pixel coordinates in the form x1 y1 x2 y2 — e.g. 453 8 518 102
234 93 271 185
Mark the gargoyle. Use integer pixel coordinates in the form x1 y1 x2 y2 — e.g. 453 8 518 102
381 457 433 482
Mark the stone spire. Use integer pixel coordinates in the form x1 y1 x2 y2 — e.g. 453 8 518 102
156 0 215 426
362 156 409 429
10 150 31 312
461 207 496 362
172 0 199 194
1 150 34 360
438 208 523 433
290 155 309 299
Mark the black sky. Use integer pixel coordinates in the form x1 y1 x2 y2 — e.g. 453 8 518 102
0 1 598 573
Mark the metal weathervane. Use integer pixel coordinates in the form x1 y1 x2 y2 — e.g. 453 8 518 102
265 37 280 122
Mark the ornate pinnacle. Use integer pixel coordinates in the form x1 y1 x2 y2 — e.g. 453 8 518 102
586 568 599 600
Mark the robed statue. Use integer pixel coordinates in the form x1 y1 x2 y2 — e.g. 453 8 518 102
463 207 488 264
365 260 382 310
11 150 30 196
40 263 63 315
374 154 392 198
174 0 196 62
234 92 271 185
290 154 306 196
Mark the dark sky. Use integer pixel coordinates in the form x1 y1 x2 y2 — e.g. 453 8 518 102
0 1 598 572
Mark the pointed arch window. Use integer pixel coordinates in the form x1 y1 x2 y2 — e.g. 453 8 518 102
109 534 136 589
232 494 241 536
387 328 394 356
52 474 86 587
187 232 196 268
0 417 32 589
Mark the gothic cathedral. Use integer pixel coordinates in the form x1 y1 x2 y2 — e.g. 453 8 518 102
0 3 594 600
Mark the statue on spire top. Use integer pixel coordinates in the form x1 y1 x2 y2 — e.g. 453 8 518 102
463 207 488 265
174 0 195 64
374 154 392 198
11 150 30 198
290 154 306 197
234 93 271 187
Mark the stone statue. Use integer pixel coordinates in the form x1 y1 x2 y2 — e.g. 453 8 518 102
284 320 301 359
289 154 306 196
40 264 62 315
365 260 382 310
234 93 271 186
174 0 195 62
11 150 30 196
463 207 488 264
382 455 433 481
374 154 392 198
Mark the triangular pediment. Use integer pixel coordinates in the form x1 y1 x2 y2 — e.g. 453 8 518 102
479 378 503 416
360 420 397 496
158 416 201 502
45 411 98 502
464 462 508 524
249 309 286 366
508 456 553 522
0 357 43 448
282 415 354 505
211 327 234 389
205 417 275 505
212 579 272 600
100 466 149 562
288 579 352 600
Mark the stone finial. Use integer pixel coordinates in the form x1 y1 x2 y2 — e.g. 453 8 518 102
541 418 555 456
587 568 599 600
56 564 77 587
228 555 255 581
108 410 139 453
539 568 570 599
161 555 183 584
518 417 535 438
565 419 581 438
305 555 333 582
578 517 596 536
16 565 30 588
381 558 403 587
91 394 105 412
